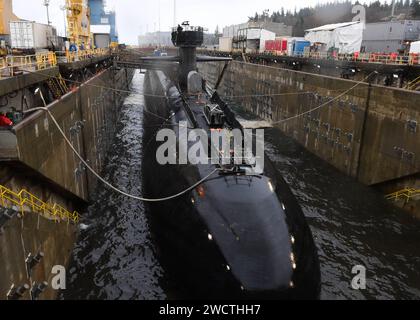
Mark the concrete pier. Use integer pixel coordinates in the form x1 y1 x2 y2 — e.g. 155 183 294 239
0 60 134 299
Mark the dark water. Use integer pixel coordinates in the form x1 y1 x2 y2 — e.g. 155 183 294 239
63 71 420 300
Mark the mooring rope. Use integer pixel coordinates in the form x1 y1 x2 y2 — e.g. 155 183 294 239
24 107 219 203
271 71 378 125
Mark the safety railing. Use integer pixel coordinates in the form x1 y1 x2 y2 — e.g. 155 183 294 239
0 52 57 79
385 188 420 203
300 51 420 66
0 57 8 78
61 48 111 63
0 184 79 224
406 75 420 90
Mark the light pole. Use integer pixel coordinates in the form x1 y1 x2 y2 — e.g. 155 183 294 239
60 5 67 37
158 0 161 48
174 0 177 27
44 0 51 25
35 88 47 109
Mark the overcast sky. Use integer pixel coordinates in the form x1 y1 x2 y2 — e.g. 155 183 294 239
13 0 377 44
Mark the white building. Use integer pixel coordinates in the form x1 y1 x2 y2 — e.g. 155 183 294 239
223 21 292 38
305 21 363 54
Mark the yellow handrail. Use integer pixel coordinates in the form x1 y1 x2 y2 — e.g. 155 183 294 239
385 188 420 202
0 184 79 224
0 52 57 79
64 48 110 63
272 51 420 66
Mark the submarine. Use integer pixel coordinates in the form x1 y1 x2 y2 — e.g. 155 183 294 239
138 22 321 299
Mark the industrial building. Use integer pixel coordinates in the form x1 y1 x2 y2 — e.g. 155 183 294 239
304 21 363 54
361 20 420 53
223 21 292 38
220 20 292 53
232 28 275 53
88 0 118 44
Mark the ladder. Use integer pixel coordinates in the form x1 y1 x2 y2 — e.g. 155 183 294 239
47 74 68 99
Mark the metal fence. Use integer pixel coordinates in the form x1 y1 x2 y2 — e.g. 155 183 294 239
0 52 57 79
58 48 111 63
0 48 111 79
303 52 420 66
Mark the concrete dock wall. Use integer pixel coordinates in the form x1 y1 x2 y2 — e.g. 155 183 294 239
198 61 420 187
10 68 133 201
0 207 77 300
0 67 134 299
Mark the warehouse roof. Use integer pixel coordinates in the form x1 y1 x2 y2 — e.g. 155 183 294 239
305 21 360 32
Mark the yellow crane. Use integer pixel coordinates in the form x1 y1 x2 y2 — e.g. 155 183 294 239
65 0 91 49
0 0 19 55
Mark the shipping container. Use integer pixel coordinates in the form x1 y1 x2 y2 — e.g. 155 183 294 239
265 40 274 51
274 39 281 51
265 38 289 53
10 20 57 50
293 40 311 56
281 39 288 51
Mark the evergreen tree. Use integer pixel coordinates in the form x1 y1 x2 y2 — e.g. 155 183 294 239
412 0 420 17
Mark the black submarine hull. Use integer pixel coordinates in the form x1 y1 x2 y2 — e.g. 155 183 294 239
142 69 321 299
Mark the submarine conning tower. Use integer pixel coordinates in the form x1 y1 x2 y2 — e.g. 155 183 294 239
171 22 204 90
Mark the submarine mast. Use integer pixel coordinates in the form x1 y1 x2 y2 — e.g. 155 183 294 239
171 21 204 89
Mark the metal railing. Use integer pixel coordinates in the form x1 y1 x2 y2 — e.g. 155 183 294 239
385 188 420 203
0 52 57 79
302 51 420 66
0 184 79 224
406 75 420 90
60 48 111 63
253 50 420 65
